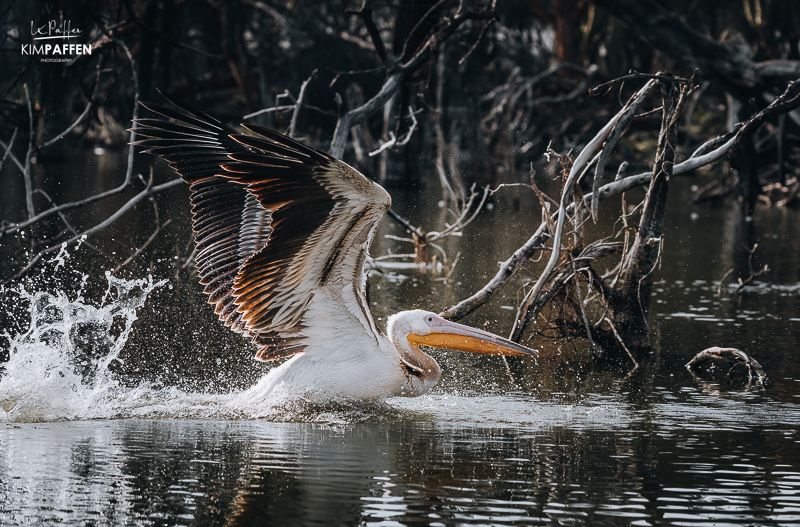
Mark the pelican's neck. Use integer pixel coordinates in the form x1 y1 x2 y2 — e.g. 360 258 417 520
388 326 442 386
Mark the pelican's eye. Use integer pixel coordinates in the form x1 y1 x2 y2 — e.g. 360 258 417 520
425 315 434 323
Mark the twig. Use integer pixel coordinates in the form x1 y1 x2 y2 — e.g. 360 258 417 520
42 58 103 148
604 317 638 367
23 84 35 220
523 66 599 109
33 188 110 260
734 243 770 293
42 97 93 148
368 106 418 156
717 268 734 296
458 16 496 65
372 253 418 261
570 255 596 355
288 69 317 139
430 184 490 241
114 217 172 273
589 70 693 96
0 128 18 175
591 75 667 222
101 25 140 189
243 103 335 120
733 80 800 149
386 209 424 238
509 62 589 107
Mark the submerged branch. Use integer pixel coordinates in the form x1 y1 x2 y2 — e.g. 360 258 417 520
686 347 767 384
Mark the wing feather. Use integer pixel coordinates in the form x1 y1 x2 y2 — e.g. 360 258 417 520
134 92 390 361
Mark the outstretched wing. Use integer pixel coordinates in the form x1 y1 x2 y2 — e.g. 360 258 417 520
134 92 390 360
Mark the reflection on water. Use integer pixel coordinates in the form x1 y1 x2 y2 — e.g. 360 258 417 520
1 152 799 524
1 415 798 526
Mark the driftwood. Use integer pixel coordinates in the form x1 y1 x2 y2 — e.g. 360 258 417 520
686 347 767 384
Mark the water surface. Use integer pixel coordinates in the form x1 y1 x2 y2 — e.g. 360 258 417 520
1 152 799 525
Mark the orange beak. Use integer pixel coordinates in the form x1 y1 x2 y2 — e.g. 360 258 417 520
407 317 537 357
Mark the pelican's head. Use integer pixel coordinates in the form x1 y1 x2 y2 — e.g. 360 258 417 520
387 310 537 396
394 310 537 357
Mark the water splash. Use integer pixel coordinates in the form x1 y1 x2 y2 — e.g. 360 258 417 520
0 264 402 423
0 270 169 422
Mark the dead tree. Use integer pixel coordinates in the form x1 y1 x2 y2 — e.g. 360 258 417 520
599 81 686 351
440 75 800 364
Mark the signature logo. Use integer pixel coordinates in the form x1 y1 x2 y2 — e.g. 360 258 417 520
31 20 82 40
21 20 91 61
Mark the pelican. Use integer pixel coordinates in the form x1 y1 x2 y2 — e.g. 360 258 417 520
133 93 536 402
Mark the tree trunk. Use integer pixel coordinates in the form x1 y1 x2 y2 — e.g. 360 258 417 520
606 84 683 353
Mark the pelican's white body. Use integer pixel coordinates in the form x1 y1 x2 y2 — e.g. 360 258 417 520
242 289 436 402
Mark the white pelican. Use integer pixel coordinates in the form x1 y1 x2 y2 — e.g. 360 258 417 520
134 93 536 401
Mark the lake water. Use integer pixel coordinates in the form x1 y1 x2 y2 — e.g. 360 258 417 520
1 151 799 525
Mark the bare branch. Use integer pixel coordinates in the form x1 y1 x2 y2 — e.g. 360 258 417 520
41 58 103 148
369 106 418 156
0 128 18 176
570 254 595 354
430 185 490 241
347 0 392 68
605 317 638 367
330 4 495 158
113 217 172 274
243 103 335 120
510 62 588 107
288 69 317 138
458 16 496 65
732 80 800 149
386 209 425 238
589 70 693 96
23 84 35 220
3 178 184 283
590 74 683 221
733 243 770 294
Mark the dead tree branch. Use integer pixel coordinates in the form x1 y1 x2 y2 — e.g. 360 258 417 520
329 2 495 158
3 178 184 284
508 78 661 341
686 347 767 384
347 0 393 68
288 69 317 139
733 243 770 294
369 106 419 156
383 185 490 266
23 85 35 220
0 128 18 182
